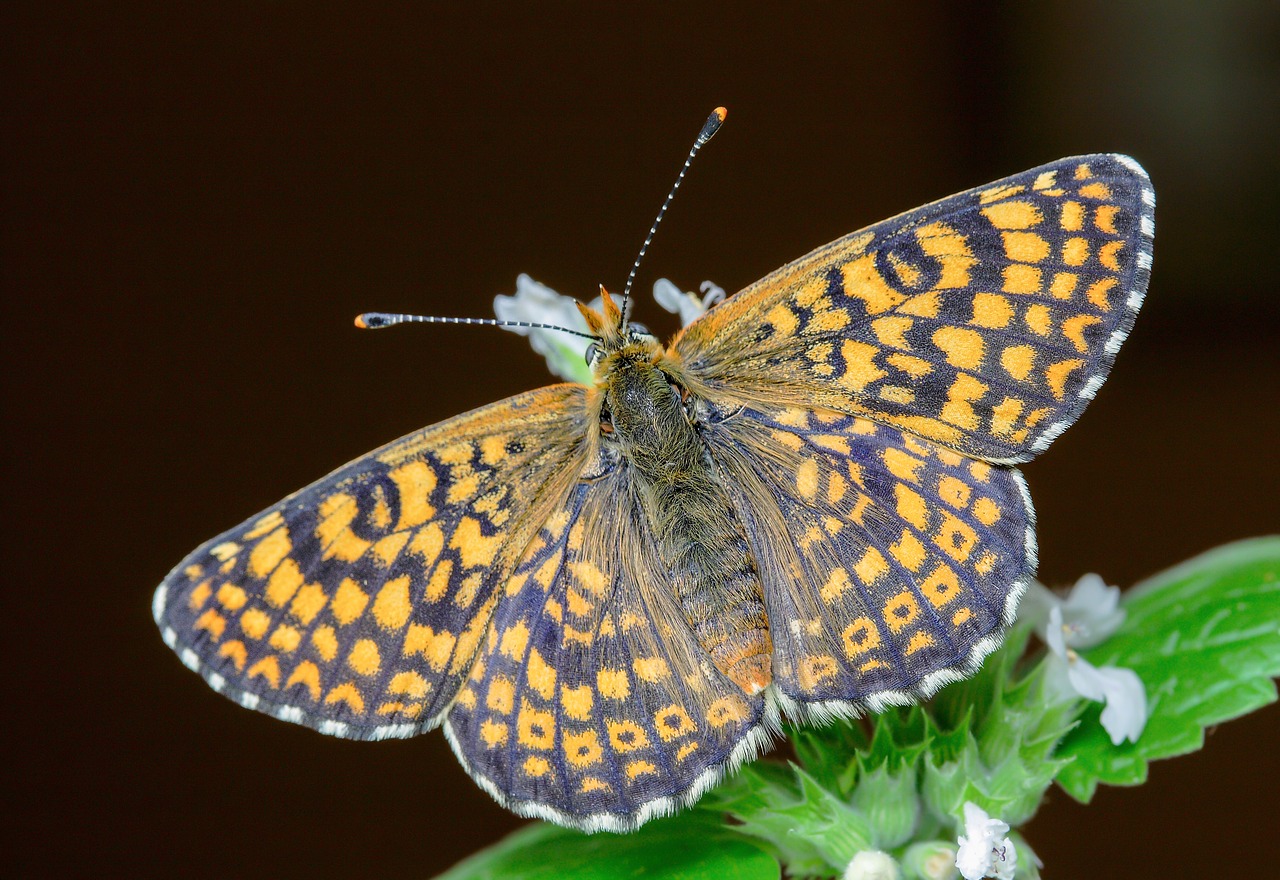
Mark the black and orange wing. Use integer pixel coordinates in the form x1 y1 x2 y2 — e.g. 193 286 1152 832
154 386 590 739
443 461 775 831
703 402 1033 720
674 154 1154 464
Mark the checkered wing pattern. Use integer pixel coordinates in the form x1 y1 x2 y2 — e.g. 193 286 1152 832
674 155 1154 463
444 469 772 831
153 386 590 739
704 403 1033 719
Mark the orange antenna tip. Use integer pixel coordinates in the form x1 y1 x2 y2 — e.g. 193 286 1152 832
698 107 727 144
354 314 368 329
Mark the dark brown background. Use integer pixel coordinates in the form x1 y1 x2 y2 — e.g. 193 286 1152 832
5 4 1278 878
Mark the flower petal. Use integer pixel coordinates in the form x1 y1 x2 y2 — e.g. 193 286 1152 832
493 275 595 382
652 278 708 326
1064 656 1148 744
1061 573 1125 647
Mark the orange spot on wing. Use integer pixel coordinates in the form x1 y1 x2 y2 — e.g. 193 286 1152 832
1001 345 1036 381
403 624 456 672
331 578 369 625
1060 201 1084 231
239 607 270 639
325 682 365 714
982 200 1042 230
884 448 925 483
347 639 381 676
932 326 985 370
388 670 430 699
1002 231 1050 262
526 647 557 700
194 608 226 639
1045 358 1087 399
1002 264 1042 294
285 661 322 700
1062 314 1103 353
248 527 292 579
311 625 338 662
268 624 301 653
188 580 212 610
905 631 936 655
889 530 927 572
597 668 631 700
247 655 281 688
218 639 248 670
836 340 888 392
289 583 327 624
1078 182 1112 200
971 293 1013 329
854 547 888 586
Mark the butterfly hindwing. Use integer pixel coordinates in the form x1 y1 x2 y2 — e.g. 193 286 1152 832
154 385 589 738
704 402 1032 719
674 154 1154 463
444 467 773 831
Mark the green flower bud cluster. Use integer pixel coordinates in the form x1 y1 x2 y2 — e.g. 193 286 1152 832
705 624 1065 878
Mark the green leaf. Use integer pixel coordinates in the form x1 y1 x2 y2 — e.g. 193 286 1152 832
1055 537 1280 800
433 811 779 880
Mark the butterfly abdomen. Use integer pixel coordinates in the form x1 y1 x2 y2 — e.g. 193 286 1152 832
605 355 773 694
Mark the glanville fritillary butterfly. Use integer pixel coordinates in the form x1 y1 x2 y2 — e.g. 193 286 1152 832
154 108 1153 832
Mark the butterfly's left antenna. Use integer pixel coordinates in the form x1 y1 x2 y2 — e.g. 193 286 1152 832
619 106 727 328
354 313 598 341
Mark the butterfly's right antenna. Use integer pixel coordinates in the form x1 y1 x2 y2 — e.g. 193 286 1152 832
619 106 727 328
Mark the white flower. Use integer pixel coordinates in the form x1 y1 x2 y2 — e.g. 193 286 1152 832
1024 573 1125 648
1045 605 1148 745
652 277 725 325
493 274 599 383
494 275 723 382
955 802 1017 880
845 849 902 880
1025 574 1147 745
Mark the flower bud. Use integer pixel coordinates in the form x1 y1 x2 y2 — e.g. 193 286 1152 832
845 849 902 880
901 841 960 880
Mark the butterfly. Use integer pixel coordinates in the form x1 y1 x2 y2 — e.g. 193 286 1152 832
154 144 1153 833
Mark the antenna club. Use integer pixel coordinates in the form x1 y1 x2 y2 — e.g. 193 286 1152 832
354 314 369 329
699 106 728 143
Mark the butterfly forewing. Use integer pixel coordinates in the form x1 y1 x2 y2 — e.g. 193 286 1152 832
444 469 771 831
154 385 589 738
674 154 1154 464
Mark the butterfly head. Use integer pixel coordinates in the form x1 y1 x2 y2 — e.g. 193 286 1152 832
578 287 661 377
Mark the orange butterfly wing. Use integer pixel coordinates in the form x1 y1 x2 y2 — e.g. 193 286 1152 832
154 386 590 738
674 155 1154 464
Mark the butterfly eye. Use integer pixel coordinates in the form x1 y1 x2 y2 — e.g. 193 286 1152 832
584 342 599 365
629 323 652 338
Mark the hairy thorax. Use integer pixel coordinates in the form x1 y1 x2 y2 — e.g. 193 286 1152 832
599 347 773 693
